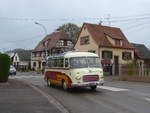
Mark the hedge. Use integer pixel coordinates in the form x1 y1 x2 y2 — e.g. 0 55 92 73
0 54 11 82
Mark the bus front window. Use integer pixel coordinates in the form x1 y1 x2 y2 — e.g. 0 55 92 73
70 57 101 69
70 57 87 68
87 57 101 68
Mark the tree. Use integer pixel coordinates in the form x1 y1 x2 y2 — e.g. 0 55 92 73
0 54 11 82
56 23 80 44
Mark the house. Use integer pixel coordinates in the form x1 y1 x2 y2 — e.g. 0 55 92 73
31 31 73 71
132 43 150 75
5 51 15 63
132 43 150 64
5 49 26 63
13 50 32 70
74 23 134 75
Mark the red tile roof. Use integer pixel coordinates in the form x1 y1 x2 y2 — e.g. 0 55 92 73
34 32 71 52
132 43 150 60
84 23 134 49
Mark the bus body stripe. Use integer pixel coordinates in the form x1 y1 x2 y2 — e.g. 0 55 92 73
45 71 72 88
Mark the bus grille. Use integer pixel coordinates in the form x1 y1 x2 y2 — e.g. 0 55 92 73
83 75 99 82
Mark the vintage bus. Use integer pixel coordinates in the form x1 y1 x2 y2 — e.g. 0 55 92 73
44 51 104 90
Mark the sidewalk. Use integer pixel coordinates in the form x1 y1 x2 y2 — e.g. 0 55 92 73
0 79 61 113
104 75 119 81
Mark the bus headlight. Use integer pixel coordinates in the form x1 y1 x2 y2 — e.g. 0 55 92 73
75 76 81 80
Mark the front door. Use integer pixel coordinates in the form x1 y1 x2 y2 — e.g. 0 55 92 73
114 56 119 75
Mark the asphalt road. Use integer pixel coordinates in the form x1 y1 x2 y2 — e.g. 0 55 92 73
0 79 61 113
11 73 150 113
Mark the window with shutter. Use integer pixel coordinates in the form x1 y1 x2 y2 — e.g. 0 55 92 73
80 36 90 45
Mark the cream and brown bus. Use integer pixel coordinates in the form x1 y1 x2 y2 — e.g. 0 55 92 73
44 51 104 90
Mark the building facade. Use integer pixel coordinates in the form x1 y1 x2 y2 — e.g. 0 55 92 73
132 43 150 76
13 50 32 70
31 32 73 71
75 23 134 75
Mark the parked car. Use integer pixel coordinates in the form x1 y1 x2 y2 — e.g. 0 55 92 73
9 65 16 75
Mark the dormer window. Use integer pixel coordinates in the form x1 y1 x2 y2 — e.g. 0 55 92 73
56 40 64 47
43 41 48 47
105 34 122 46
56 40 73 47
67 40 73 46
115 39 121 46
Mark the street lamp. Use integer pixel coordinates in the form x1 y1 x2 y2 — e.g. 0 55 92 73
35 22 48 57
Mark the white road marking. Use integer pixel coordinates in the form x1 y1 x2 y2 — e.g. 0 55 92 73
144 98 150 102
98 86 129 92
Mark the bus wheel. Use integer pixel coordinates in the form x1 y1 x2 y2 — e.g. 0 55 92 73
90 86 97 90
47 78 51 87
62 80 68 91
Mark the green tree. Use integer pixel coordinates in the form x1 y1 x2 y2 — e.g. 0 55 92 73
0 54 11 82
56 23 80 44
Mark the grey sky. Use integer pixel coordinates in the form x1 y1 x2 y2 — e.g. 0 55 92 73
0 0 150 52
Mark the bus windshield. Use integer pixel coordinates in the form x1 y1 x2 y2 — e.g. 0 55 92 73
69 57 101 69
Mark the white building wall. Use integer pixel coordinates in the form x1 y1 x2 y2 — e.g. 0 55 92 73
13 53 20 65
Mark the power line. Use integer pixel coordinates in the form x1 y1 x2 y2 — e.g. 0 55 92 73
5 34 43 43
126 20 150 31
126 20 150 33
1 14 150 46
0 14 150 23
109 16 150 23
104 13 150 19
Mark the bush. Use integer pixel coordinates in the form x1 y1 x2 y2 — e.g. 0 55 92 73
0 54 11 82
127 60 137 76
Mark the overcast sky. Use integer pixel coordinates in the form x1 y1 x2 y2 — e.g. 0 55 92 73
0 0 150 52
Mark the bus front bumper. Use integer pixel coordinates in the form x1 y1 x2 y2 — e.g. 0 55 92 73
71 80 104 87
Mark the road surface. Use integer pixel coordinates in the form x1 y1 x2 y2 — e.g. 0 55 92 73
10 73 150 113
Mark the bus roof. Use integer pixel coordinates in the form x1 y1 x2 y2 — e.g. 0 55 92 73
47 51 99 59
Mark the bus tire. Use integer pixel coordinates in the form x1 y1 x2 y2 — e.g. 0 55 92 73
47 78 52 87
62 80 68 91
90 86 97 90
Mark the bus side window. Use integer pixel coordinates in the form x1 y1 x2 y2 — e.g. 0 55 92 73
60 59 64 67
48 60 51 67
54 59 57 67
65 59 68 68
57 59 60 67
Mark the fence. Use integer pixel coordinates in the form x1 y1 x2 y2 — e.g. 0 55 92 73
119 63 150 83
120 64 150 76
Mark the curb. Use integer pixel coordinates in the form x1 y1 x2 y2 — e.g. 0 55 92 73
23 80 70 113
0 82 9 86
